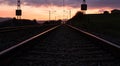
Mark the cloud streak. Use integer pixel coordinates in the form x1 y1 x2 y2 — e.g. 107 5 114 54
0 0 120 9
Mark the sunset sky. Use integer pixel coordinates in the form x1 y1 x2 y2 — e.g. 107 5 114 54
0 0 120 20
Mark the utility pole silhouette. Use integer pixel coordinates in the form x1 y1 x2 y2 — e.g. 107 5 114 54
62 0 66 23
16 0 22 19
69 10 71 19
63 0 65 20
49 10 51 21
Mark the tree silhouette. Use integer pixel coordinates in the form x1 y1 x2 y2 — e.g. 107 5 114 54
103 11 109 15
111 9 120 14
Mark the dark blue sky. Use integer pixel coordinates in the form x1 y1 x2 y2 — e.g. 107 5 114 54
0 0 120 9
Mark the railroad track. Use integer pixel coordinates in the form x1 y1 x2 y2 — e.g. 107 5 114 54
0 25 42 32
0 24 59 52
0 24 120 66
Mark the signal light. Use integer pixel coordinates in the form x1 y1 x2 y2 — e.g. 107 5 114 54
81 4 87 10
16 10 22 16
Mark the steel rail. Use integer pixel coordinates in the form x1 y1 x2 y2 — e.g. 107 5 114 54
0 25 41 30
0 25 42 32
0 24 120 66
67 24 120 49
0 25 61 56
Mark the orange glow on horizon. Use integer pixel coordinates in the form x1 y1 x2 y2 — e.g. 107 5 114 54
0 4 113 20
86 7 112 14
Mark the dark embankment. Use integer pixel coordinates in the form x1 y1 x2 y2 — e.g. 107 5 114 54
67 11 120 43
0 18 38 28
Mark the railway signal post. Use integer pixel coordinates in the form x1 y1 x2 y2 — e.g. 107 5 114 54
16 0 22 19
81 0 87 14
